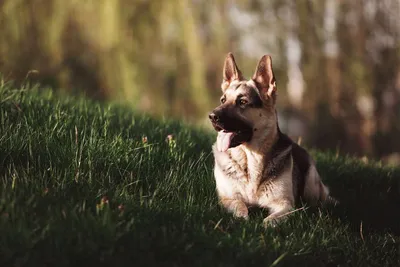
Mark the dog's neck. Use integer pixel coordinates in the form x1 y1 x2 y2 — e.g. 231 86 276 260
239 120 280 181
243 120 279 156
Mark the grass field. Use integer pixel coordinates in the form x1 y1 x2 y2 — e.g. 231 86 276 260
0 79 399 267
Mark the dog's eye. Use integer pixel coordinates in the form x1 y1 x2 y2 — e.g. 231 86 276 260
239 99 248 106
221 97 226 104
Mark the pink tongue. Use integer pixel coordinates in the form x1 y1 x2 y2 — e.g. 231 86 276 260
217 131 234 152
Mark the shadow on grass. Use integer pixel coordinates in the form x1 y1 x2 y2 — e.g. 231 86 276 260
317 156 400 236
328 179 400 235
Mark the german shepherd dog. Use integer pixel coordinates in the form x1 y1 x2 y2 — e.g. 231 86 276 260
209 53 333 227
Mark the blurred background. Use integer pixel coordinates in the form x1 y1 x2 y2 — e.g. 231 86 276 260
0 0 399 164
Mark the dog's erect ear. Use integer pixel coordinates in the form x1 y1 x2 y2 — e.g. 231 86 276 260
221 52 244 91
252 55 276 100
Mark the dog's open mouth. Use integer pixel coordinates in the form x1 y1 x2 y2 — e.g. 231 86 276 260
216 129 252 152
217 130 235 152
210 115 253 152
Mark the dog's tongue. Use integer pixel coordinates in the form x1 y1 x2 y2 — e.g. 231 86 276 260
217 131 234 152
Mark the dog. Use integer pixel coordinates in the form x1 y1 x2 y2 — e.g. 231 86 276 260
209 52 333 227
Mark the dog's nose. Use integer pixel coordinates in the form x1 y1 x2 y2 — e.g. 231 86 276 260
209 113 219 122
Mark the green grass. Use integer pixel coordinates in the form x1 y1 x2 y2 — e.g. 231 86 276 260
0 80 399 267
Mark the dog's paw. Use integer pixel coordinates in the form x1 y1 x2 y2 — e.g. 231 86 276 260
263 217 279 228
233 205 249 220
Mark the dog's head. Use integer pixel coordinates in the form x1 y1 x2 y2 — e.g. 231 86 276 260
209 53 278 152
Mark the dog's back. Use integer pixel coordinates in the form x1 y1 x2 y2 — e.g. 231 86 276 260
277 131 330 204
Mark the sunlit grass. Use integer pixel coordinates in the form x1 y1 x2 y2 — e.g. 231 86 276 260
0 81 399 266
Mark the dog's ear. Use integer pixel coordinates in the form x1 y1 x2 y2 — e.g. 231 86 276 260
252 55 276 101
221 52 244 91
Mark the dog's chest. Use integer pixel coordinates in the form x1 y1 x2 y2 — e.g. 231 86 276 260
213 146 265 204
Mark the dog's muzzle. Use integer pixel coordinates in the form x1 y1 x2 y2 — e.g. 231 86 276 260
208 108 253 152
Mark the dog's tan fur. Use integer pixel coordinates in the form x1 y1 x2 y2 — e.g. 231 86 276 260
210 53 331 226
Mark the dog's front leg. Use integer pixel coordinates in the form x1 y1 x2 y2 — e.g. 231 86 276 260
262 200 294 227
220 197 249 219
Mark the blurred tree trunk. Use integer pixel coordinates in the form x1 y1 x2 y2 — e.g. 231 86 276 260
177 0 211 118
205 0 232 103
369 0 400 157
296 0 327 120
334 0 370 155
296 0 375 156
296 0 344 152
